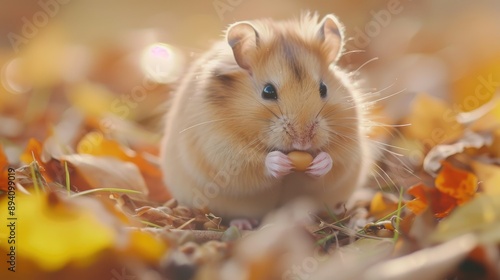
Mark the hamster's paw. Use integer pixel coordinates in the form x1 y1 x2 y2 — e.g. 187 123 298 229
306 152 333 177
265 151 293 178
229 218 259 230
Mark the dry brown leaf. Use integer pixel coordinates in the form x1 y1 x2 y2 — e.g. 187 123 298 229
423 130 491 175
60 154 148 197
41 108 85 162
362 234 478 280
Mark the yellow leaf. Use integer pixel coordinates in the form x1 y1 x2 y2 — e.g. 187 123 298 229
401 94 463 149
452 55 500 112
369 191 399 220
0 193 116 271
121 230 168 264
18 24 67 88
471 161 500 195
67 83 116 118
431 194 500 244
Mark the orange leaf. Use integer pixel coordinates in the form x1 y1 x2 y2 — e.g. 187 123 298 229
77 132 161 177
76 132 166 200
20 138 44 164
435 161 478 205
0 145 9 192
19 138 53 182
406 183 430 215
406 183 457 218
431 192 457 219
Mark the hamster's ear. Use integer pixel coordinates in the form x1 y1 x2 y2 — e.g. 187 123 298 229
226 21 259 71
317 14 344 64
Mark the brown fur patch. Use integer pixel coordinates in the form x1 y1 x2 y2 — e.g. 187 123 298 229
205 71 240 106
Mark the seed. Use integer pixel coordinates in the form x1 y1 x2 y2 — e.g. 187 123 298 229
287 151 314 171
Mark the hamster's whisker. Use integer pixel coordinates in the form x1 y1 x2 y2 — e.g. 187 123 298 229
372 162 398 190
366 88 406 105
366 83 396 98
179 118 241 134
250 96 281 118
320 126 359 139
379 152 418 179
372 145 404 158
338 49 366 59
368 139 408 152
351 57 379 76
370 169 384 189
364 123 411 128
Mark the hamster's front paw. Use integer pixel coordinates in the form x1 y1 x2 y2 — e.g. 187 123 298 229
306 152 333 177
229 218 259 230
265 151 293 178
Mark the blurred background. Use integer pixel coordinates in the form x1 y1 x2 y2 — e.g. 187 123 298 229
0 0 499 160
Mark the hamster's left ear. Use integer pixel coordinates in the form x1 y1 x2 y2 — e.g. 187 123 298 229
317 14 344 64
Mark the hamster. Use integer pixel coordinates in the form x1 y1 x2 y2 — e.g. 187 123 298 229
160 13 373 223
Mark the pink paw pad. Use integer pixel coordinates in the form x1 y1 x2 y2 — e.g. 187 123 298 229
229 218 258 230
265 151 293 178
306 152 333 177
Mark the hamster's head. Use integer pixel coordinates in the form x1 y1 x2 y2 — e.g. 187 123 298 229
207 14 363 160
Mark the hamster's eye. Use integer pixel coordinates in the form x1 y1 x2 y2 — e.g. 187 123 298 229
319 82 327 98
262 83 278 100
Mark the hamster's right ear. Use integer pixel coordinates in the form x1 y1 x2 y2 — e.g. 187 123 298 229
317 14 344 64
226 21 259 72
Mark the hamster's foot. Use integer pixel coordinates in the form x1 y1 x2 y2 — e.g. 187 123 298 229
229 218 259 230
306 152 333 177
265 151 293 178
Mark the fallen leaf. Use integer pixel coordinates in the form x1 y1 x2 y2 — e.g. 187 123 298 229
362 234 478 280
452 56 500 112
423 130 491 175
470 160 500 195
406 183 430 215
401 93 463 150
76 131 168 201
406 183 457 218
488 128 500 157
76 131 161 177
310 238 394 280
0 145 9 192
369 191 400 220
20 138 44 164
0 192 116 271
435 161 478 205
60 154 148 196
431 194 500 244
120 229 168 264
42 108 85 162
457 245 500 280
67 82 117 119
